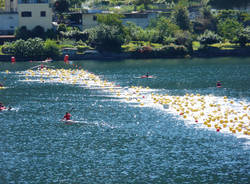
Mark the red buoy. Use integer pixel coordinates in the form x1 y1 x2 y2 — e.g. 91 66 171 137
11 56 16 63
217 128 220 132
64 54 69 63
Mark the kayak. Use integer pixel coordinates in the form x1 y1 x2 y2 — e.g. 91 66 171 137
140 75 153 79
0 106 6 111
61 119 86 124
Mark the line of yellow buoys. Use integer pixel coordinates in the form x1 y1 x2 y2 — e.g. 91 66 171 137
21 68 250 137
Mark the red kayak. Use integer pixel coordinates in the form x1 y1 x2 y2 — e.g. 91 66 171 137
140 75 153 78
0 106 6 111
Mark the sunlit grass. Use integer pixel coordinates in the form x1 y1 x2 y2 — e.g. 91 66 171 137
122 41 163 52
209 42 240 50
192 41 200 51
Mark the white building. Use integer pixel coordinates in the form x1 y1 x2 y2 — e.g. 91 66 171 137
0 12 18 34
0 0 18 34
18 0 53 30
5 0 18 12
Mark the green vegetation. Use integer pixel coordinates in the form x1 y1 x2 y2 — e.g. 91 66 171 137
1 0 250 58
2 38 60 59
0 0 4 10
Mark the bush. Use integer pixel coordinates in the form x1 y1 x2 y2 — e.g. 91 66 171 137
3 38 45 58
46 28 57 40
13 38 45 58
15 26 32 40
43 39 60 58
198 30 222 45
217 18 243 41
60 30 89 41
237 27 250 47
174 31 193 52
87 24 125 52
1 42 15 54
160 44 188 56
32 26 45 39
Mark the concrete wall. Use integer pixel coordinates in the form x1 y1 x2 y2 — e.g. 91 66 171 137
122 13 157 28
82 13 98 30
0 12 18 34
82 12 158 30
18 3 52 30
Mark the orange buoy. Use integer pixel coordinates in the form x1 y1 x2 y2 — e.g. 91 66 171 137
64 55 69 63
11 56 16 63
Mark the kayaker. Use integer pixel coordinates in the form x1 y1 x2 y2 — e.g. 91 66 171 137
0 102 6 111
62 112 71 121
216 81 221 88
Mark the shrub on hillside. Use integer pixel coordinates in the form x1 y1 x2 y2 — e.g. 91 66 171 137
1 42 15 54
32 26 45 39
60 30 89 41
3 38 45 58
87 24 125 52
160 44 188 56
198 30 222 46
13 38 45 58
43 39 60 58
237 26 250 47
15 26 32 40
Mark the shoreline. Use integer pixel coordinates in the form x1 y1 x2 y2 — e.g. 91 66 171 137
1 47 250 62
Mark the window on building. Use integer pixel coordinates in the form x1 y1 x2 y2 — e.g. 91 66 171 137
21 11 32 17
40 11 46 17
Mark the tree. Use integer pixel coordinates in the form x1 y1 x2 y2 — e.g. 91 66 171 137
134 0 153 10
217 18 243 41
148 17 180 43
174 30 193 52
173 6 192 31
237 27 250 47
15 26 32 40
12 38 45 58
193 5 217 34
32 26 45 39
54 0 69 13
44 39 60 58
87 24 125 52
209 0 249 9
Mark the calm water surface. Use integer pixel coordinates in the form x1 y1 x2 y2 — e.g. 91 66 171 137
0 57 250 183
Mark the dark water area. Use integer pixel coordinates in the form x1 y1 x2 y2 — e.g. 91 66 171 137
0 57 250 183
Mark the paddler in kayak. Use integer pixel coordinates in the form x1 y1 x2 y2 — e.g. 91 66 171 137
216 81 221 88
62 112 71 121
0 102 6 111
141 73 149 78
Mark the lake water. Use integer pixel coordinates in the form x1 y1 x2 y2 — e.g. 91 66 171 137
0 57 250 183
